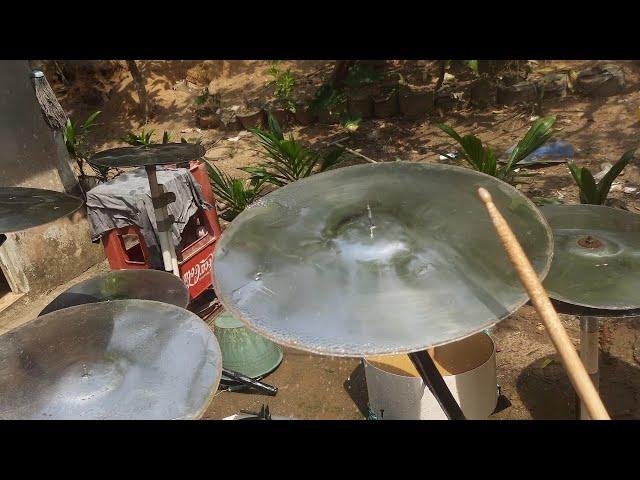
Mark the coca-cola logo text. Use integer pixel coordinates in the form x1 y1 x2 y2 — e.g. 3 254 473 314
182 253 213 288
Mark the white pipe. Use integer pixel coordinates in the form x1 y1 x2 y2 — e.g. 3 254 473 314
145 166 177 274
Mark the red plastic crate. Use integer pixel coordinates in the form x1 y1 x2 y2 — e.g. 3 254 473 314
100 160 222 301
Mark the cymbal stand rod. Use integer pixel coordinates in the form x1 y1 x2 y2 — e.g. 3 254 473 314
145 165 179 275
222 368 278 396
409 351 466 420
578 316 600 420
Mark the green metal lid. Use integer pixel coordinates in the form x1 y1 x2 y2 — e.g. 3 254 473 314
214 311 244 329
214 310 283 380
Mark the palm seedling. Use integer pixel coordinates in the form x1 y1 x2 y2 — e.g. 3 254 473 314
122 129 156 146
65 110 101 158
436 116 556 184
241 113 345 187
205 161 265 221
63 111 120 184
567 150 636 205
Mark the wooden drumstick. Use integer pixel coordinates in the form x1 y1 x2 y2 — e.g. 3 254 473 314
478 188 610 420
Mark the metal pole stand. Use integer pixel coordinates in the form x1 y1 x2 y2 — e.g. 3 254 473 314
409 350 466 420
577 316 600 420
145 165 179 276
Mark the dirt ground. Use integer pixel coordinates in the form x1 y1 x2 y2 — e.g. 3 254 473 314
10 59 640 420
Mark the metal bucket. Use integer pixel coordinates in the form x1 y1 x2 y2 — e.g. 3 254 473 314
364 332 498 420
213 311 283 381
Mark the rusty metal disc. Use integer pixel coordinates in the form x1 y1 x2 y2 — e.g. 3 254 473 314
0 187 83 234
89 143 205 169
39 269 190 316
541 204 640 310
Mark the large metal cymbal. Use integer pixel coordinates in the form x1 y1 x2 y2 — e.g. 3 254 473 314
0 300 222 420
89 143 205 168
541 204 640 310
39 269 190 317
213 162 553 356
0 187 83 233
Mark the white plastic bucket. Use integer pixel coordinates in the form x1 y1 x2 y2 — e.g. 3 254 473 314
364 332 498 420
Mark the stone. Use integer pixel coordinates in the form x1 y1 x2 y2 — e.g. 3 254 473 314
497 81 538 106
470 78 496 108
398 84 434 119
575 64 625 97
538 73 568 98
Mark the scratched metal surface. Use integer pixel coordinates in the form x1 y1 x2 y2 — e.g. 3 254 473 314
213 162 553 357
39 269 190 316
0 187 83 233
89 143 205 168
0 300 221 420
542 204 640 310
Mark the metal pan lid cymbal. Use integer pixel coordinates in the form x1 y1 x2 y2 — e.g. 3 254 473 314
89 143 205 169
0 300 221 420
39 269 190 317
0 187 83 234
550 298 640 319
213 162 553 357
541 204 640 310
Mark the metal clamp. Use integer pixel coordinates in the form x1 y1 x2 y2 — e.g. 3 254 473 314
151 191 176 209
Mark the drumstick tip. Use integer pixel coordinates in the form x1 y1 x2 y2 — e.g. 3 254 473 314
478 187 492 204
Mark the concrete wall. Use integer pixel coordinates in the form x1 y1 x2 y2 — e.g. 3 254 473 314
0 60 105 293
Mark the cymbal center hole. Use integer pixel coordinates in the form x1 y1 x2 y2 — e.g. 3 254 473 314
577 235 603 249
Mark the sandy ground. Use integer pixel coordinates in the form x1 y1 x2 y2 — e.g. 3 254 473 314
7 60 640 420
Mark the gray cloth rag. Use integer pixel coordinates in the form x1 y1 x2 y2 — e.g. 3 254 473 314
85 167 211 268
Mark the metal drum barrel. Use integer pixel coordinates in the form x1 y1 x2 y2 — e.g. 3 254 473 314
364 332 498 420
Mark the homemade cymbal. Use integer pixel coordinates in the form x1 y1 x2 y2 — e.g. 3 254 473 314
0 187 83 233
541 204 640 310
89 143 205 168
39 269 190 316
0 300 221 420
550 299 640 319
213 162 553 356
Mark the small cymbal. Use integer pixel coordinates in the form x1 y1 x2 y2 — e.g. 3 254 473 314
39 269 190 316
550 299 640 319
541 204 640 310
213 162 552 356
0 300 222 420
89 143 205 169
0 187 83 234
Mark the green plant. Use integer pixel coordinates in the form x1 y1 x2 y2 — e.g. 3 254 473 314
205 161 264 221
341 116 362 133
267 62 296 112
87 163 113 182
242 113 345 187
437 116 556 184
344 64 382 87
122 129 172 146
195 87 221 112
567 150 636 204
64 111 117 182
309 84 346 117
64 110 101 158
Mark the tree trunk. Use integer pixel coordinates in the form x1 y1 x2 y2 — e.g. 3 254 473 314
331 60 356 90
126 60 149 122
434 60 446 92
